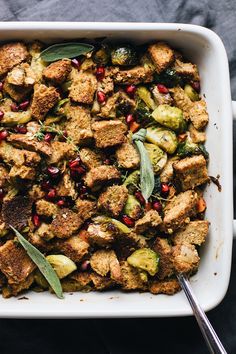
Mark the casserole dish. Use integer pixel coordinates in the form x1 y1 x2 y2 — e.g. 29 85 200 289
0 21 234 318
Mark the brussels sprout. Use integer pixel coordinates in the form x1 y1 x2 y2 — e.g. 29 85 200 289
46 255 77 279
111 45 138 66
93 45 110 65
127 248 159 276
151 104 186 132
146 126 178 154
144 142 167 173
136 86 156 110
34 270 49 289
123 170 140 193
154 68 182 88
61 80 72 92
184 84 199 101
93 216 131 234
1 110 31 125
177 139 209 159
54 98 69 115
123 195 142 220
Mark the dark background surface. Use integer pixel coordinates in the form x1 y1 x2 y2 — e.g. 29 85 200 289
0 0 235 353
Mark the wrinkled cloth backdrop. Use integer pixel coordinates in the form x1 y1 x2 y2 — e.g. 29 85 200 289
0 1 235 353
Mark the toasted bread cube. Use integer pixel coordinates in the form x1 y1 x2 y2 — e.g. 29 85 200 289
51 208 83 239
115 141 140 169
172 220 209 246
69 71 97 104
173 155 209 191
163 190 199 233
98 185 128 217
35 199 58 218
113 65 153 85
90 249 121 282
8 133 52 157
92 120 127 149
189 100 209 130
56 172 77 199
170 86 192 119
56 235 89 263
148 42 174 73
173 59 199 80
0 42 29 77
48 141 76 164
9 165 36 180
135 210 162 234
65 105 93 145
115 232 147 260
160 157 179 183
84 165 121 190
152 237 174 279
0 141 41 167
120 261 148 290
90 273 115 290
172 243 200 273
31 84 60 120
2 274 34 298
189 123 206 143
79 147 103 170
43 59 71 84
0 240 35 283
87 222 116 247
149 278 181 295
75 198 97 220
98 92 119 119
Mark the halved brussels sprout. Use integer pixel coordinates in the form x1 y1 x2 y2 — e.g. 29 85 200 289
151 104 185 132
154 68 181 88
123 170 140 193
127 248 159 276
1 110 32 125
111 45 138 66
146 126 178 154
93 45 110 65
177 139 209 160
34 270 49 289
46 255 77 279
184 84 199 102
93 216 131 234
144 142 167 173
136 86 156 110
123 195 142 220
54 98 69 115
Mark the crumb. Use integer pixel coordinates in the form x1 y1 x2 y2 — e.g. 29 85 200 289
214 272 217 276
18 296 29 300
80 299 84 302
210 175 222 192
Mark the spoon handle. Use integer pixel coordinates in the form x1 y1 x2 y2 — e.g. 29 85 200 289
177 273 227 354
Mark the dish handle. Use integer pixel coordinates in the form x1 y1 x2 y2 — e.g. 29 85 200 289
232 101 236 238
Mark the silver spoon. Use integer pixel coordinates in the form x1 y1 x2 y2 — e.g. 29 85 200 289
177 273 227 354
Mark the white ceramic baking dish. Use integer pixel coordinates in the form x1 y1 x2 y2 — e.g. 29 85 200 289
0 22 234 318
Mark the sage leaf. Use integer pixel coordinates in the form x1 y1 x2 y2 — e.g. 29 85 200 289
132 129 155 201
10 225 64 299
40 42 94 62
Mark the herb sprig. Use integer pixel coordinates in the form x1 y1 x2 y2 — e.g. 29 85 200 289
10 226 63 299
132 129 155 201
40 42 94 62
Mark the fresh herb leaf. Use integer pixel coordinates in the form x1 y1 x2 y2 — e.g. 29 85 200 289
40 42 94 62
10 225 64 299
132 129 155 201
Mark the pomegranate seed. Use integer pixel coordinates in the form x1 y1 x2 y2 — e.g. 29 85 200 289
75 166 86 174
97 91 106 103
71 58 81 69
32 214 41 228
0 82 3 92
44 132 54 142
145 202 152 211
161 183 169 195
10 103 19 112
122 215 135 228
79 185 88 195
0 111 4 120
152 200 162 212
15 125 27 134
0 188 5 200
191 81 200 93
57 199 66 207
157 84 169 94
47 188 56 199
0 130 8 140
135 191 145 205
80 260 90 271
126 114 134 125
19 100 29 111
47 166 60 178
63 130 68 138
103 159 110 165
125 85 136 97
41 180 52 191
69 157 81 169
96 66 105 81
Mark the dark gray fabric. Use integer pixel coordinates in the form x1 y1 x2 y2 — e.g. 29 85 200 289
0 1 236 353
